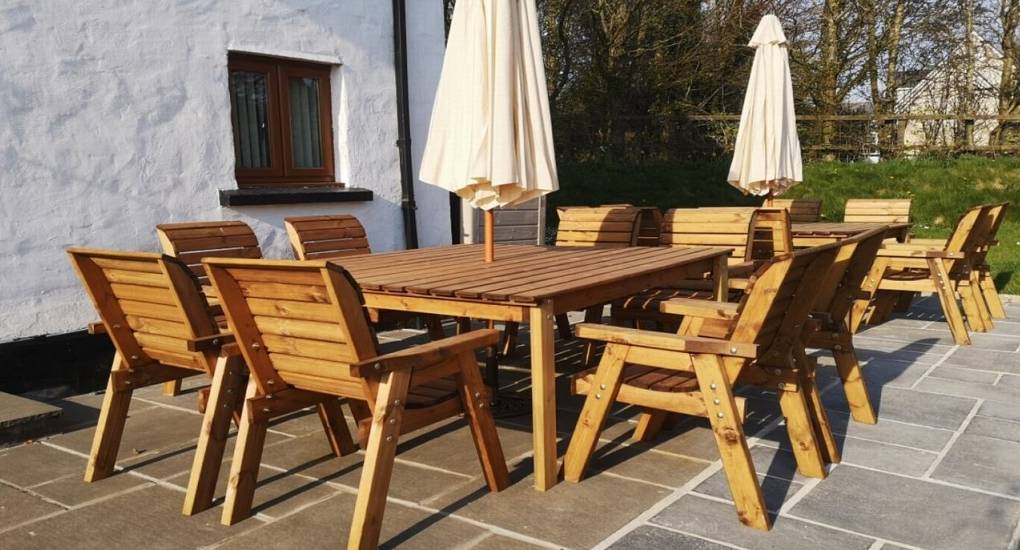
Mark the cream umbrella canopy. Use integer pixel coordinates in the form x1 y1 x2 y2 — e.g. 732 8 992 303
419 0 559 262
727 14 802 198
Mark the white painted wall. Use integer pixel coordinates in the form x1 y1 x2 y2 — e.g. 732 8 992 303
0 0 450 341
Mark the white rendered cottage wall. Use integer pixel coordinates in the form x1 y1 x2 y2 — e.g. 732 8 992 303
0 0 451 341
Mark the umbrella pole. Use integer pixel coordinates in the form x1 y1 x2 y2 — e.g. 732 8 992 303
484 209 495 262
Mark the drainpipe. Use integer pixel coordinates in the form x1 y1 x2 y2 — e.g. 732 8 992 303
392 0 419 249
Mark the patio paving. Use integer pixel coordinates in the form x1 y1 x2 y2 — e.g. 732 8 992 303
1 295 1019 549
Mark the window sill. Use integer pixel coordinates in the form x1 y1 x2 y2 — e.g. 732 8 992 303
219 186 373 207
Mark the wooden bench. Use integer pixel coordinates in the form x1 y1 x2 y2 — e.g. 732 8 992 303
202 258 509 547
66 248 258 515
565 242 841 531
844 198 912 224
766 198 822 223
861 205 989 344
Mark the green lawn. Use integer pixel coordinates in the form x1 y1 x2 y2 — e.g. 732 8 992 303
551 156 1019 294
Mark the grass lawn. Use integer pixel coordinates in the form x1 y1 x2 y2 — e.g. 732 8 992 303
551 156 1020 294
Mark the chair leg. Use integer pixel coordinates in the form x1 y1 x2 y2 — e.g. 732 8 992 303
793 349 840 465
500 322 519 358
424 315 447 340
967 271 994 331
777 380 827 479
317 399 357 458
163 379 182 396
563 344 628 482
929 259 971 345
831 343 877 425
868 291 898 325
692 354 770 530
980 270 1007 319
958 280 988 333
221 379 269 526
456 317 472 334
456 353 510 491
348 370 412 550
556 314 572 340
183 355 245 516
84 355 134 483
632 410 669 443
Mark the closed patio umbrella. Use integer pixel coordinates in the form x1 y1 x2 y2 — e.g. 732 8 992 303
728 14 802 198
420 0 559 262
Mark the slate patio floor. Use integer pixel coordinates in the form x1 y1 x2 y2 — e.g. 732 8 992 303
1 295 1019 549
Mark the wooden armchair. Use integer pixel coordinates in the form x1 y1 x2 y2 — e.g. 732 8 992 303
565 242 841 530
844 198 912 224
202 257 509 547
66 248 250 514
859 205 990 344
766 198 822 223
905 203 1009 321
155 220 263 396
285 214 447 341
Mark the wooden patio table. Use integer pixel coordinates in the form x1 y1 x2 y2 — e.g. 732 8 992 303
792 222 912 247
333 243 733 491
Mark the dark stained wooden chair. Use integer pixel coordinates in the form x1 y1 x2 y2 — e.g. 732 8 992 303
564 241 841 531
202 257 509 547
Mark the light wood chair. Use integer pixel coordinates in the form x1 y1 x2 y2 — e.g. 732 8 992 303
202 257 509 547
907 202 1009 321
284 214 447 341
564 241 841 531
155 220 263 396
554 205 653 248
844 198 912 224
857 205 990 344
66 248 249 514
766 198 822 223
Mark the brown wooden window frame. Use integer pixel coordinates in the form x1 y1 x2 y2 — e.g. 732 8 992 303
227 52 336 187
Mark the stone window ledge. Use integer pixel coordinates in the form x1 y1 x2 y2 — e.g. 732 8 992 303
218 186 373 207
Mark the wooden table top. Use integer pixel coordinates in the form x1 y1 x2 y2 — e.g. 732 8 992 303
336 244 730 305
792 222 912 236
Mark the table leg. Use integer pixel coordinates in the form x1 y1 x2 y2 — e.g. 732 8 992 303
713 254 729 301
529 300 558 491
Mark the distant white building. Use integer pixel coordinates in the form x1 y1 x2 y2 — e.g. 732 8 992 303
895 35 1003 148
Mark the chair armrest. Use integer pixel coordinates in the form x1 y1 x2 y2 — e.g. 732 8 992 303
351 329 500 376
660 298 739 320
877 247 965 259
574 323 756 358
88 322 107 335
187 332 236 353
907 238 947 246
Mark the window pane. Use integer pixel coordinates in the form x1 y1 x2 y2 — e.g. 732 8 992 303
288 77 323 169
229 71 271 169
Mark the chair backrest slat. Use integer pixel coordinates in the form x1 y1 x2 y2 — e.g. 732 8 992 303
157 221 263 293
285 215 372 260
660 208 756 264
205 258 377 398
555 205 645 247
766 198 822 223
68 248 217 372
844 198 912 224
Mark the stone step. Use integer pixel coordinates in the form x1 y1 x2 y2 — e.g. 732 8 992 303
0 392 62 447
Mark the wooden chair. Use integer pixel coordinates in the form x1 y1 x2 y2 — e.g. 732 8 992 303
554 205 652 247
284 214 372 259
284 214 447 341
844 198 912 224
564 242 841 530
66 248 250 515
858 205 990 344
202 257 509 547
766 198 822 223
908 203 1009 321
611 208 792 326
155 220 263 396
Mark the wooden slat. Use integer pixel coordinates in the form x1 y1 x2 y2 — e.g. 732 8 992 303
110 283 177 305
253 316 346 342
238 281 331 303
247 297 342 323
261 334 355 363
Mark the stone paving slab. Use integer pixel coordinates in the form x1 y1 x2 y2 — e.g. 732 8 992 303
2 298 1019 549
